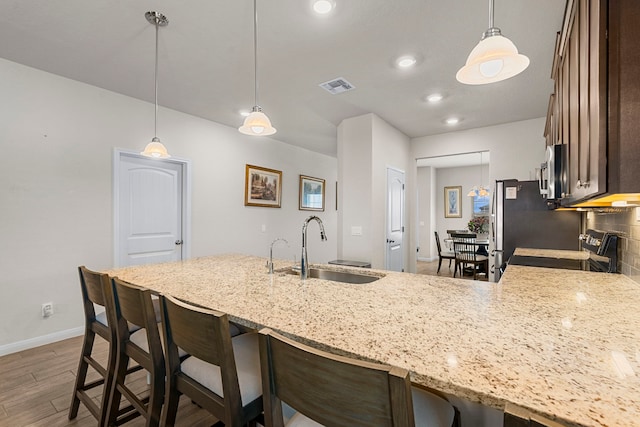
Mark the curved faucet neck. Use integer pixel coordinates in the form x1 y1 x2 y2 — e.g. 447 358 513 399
301 216 327 280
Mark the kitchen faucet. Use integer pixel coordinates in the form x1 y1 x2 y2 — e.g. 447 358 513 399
300 215 327 280
267 237 288 274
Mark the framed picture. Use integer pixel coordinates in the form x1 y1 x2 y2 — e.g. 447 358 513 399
299 175 325 211
444 186 462 218
244 164 282 208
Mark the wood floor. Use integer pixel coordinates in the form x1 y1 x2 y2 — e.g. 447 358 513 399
416 259 488 281
0 335 218 427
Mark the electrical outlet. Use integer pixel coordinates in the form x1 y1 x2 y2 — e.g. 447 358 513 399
42 302 53 318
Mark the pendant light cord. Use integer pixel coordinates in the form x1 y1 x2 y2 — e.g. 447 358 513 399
488 0 494 29
154 18 159 138
253 0 259 108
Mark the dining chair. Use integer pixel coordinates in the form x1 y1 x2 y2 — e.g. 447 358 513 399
435 231 456 274
258 327 457 427
69 266 137 424
503 403 566 427
106 277 166 426
159 294 263 427
451 233 489 280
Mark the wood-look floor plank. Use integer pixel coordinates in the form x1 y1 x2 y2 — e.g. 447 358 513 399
0 336 222 426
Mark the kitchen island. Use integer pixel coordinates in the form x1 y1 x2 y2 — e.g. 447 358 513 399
107 254 640 427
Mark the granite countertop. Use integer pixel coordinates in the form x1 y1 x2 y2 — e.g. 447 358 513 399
107 254 640 427
514 248 589 260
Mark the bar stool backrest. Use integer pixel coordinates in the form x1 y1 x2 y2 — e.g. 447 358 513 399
258 328 414 427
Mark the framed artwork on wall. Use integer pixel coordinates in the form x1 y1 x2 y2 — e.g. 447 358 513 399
299 175 325 211
244 164 282 208
444 186 462 218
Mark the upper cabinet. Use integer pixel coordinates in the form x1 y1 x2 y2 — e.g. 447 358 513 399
546 0 640 206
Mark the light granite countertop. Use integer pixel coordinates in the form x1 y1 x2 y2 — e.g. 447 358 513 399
107 254 640 427
514 248 590 260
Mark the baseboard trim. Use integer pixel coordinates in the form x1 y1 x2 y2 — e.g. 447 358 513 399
417 257 437 262
0 327 84 357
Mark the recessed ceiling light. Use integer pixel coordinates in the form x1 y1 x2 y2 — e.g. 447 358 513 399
426 93 444 103
396 55 417 68
239 110 251 117
313 0 335 14
445 117 460 125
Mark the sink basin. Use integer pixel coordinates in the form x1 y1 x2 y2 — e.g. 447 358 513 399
281 268 381 284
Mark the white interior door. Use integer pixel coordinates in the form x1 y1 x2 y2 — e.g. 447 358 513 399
386 168 405 271
115 152 187 267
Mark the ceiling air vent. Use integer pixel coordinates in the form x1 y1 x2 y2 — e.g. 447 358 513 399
319 77 355 95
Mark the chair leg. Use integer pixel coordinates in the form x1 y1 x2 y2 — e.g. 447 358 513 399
106 352 129 426
147 368 165 427
161 378 180 427
69 329 95 419
437 257 443 273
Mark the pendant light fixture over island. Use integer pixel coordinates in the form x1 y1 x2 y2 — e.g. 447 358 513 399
141 11 171 159
239 0 277 136
456 0 529 85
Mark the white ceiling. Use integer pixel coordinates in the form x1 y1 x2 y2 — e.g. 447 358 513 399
0 0 565 157
416 151 490 169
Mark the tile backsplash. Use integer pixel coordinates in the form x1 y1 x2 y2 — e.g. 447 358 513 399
586 208 640 283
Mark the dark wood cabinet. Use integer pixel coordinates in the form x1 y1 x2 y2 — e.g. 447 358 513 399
546 0 640 206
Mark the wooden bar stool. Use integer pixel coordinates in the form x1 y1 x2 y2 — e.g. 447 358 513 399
159 294 263 427
69 266 137 424
258 328 457 427
503 403 566 427
106 278 165 426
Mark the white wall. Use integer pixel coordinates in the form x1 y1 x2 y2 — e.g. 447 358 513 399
416 166 434 260
337 113 410 270
371 115 411 270
337 114 373 263
409 118 547 271
0 58 337 353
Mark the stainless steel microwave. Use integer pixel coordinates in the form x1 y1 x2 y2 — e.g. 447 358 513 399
538 144 567 200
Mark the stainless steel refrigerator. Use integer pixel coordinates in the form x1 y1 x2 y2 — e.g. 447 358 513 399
492 180 581 281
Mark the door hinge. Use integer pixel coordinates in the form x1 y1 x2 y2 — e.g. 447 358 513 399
402 184 405 190
402 226 405 232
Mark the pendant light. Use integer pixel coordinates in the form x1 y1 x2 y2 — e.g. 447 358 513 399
456 0 529 85
468 152 490 197
141 11 171 158
239 0 277 136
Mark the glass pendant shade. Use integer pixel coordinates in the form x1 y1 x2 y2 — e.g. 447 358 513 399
239 107 276 136
141 137 170 158
456 34 529 85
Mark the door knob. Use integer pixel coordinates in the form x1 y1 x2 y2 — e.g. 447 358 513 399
175 240 183 245
387 239 395 243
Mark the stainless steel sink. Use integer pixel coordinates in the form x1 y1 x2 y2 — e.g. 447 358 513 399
281 267 381 284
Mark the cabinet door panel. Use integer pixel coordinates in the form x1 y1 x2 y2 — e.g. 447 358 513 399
589 0 607 194
578 0 591 191
567 2 582 200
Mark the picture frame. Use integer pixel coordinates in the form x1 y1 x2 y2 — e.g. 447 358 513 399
299 175 325 211
444 186 462 218
244 164 282 208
